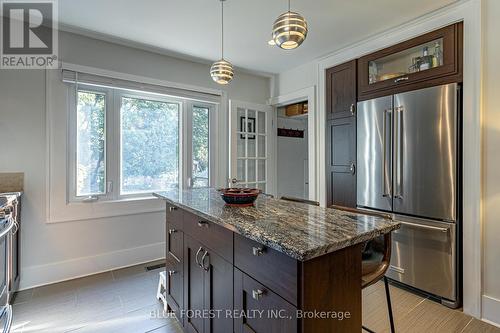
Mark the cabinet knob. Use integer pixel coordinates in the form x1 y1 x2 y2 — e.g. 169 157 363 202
252 289 264 300
252 247 265 256
168 229 177 235
350 163 356 175
197 221 209 228
169 206 178 212
168 270 176 276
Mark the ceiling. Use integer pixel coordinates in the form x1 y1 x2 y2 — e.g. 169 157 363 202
59 0 458 74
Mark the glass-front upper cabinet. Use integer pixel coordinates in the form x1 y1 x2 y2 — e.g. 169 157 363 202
358 23 462 101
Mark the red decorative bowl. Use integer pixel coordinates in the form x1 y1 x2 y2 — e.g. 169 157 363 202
219 188 260 207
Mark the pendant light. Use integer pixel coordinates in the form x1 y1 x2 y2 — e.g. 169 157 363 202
210 0 234 85
272 0 308 50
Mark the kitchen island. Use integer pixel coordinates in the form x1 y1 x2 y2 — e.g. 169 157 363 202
154 188 399 333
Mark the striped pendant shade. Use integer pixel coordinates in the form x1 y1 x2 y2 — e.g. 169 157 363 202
272 11 308 50
210 59 234 85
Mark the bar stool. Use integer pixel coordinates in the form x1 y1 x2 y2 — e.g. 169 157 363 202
330 205 396 333
280 196 320 206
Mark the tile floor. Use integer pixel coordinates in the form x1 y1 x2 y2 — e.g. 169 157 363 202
10 260 500 333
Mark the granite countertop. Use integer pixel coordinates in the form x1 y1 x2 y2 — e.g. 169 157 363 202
154 188 400 261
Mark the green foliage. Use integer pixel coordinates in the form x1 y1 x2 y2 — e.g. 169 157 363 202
76 91 105 196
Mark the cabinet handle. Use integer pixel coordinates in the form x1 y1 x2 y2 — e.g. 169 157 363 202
168 228 177 235
350 163 356 175
201 250 210 271
252 247 264 256
195 247 204 268
252 289 264 300
350 104 355 115
168 270 176 276
197 221 209 228
394 76 409 83
169 206 177 212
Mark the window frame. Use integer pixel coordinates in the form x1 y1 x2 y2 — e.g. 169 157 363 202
115 90 183 199
183 101 216 189
68 84 114 202
68 84 217 203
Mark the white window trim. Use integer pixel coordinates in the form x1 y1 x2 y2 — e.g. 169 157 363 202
46 65 227 223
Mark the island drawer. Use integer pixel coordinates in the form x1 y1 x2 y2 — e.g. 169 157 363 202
234 268 298 333
234 233 298 306
166 204 183 230
183 211 233 263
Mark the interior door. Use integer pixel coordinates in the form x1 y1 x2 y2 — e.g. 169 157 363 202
393 84 457 221
229 100 274 194
357 96 393 212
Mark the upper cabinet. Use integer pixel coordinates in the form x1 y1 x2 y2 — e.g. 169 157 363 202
326 59 357 120
358 23 462 101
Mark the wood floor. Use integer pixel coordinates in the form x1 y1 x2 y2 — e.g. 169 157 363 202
10 260 500 333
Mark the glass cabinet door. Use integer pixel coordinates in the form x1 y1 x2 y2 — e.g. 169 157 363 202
368 38 444 84
357 23 462 100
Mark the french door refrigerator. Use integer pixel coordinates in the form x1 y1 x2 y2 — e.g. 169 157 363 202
357 83 460 308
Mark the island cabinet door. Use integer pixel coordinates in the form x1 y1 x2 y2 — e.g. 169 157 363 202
234 269 298 333
184 236 206 333
166 257 183 323
203 249 233 333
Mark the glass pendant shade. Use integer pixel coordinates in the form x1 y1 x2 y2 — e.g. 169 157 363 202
210 59 234 85
272 11 307 50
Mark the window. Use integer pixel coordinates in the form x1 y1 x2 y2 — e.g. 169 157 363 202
191 106 210 188
69 84 216 202
120 96 179 194
76 91 106 196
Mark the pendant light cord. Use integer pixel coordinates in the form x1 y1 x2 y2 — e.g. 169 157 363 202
221 0 224 59
288 0 290 12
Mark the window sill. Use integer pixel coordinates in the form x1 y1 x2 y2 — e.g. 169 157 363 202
47 195 165 224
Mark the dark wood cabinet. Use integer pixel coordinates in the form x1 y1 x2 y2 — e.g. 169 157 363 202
326 60 357 120
184 236 206 333
325 60 358 208
164 205 364 333
358 23 463 101
327 117 357 207
183 236 233 333
166 205 184 323
234 269 297 333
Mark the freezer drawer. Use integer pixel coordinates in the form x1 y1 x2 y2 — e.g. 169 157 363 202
386 216 456 302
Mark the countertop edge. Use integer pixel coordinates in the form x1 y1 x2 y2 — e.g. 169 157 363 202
154 193 400 261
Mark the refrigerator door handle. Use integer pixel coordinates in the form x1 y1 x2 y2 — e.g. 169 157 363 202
382 109 392 198
394 106 404 199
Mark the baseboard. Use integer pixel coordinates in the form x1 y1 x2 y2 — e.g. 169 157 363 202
19 242 165 290
482 295 500 328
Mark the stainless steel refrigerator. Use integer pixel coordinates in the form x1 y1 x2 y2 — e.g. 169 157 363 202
357 83 460 308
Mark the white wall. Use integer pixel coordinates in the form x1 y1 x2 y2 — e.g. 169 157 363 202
276 109 308 199
277 61 316 96
481 0 500 325
0 31 270 289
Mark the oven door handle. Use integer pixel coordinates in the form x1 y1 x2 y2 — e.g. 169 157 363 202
0 218 14 240
1 305 12 333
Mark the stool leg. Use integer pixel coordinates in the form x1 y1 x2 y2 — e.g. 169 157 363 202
384 277 396 333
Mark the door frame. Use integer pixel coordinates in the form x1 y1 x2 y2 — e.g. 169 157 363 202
228 100 276 195
269 86 317 201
